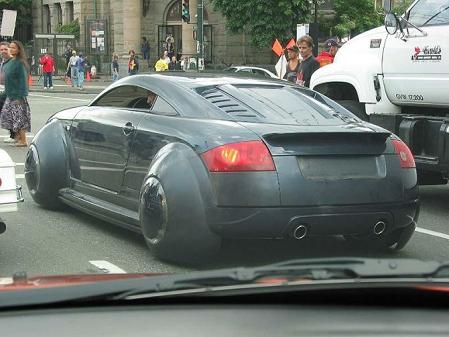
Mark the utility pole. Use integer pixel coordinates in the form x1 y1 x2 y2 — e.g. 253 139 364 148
197 0 204 70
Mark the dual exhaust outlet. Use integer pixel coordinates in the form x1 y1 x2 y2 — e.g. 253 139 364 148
291 220 387 240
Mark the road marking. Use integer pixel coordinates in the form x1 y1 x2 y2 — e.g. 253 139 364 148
416 227 449 241
29 93 91 102
16 174 24 179
89 260 127 274
15 163 24 166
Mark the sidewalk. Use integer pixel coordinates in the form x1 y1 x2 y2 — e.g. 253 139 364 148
29 75 111 94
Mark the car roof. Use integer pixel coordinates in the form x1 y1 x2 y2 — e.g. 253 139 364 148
114 72 286 91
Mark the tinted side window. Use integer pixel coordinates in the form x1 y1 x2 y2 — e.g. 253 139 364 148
408 0 449 26
151 97 178 116
91 85 149 108
253 69 270 77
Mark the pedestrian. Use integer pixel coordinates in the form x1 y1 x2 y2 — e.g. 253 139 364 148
165 34 175 59
76 52 86 90
316 38 340 67
168 56 181 71
283 45 301 83
39 52 55 90
111 54 119 81
296 35 320 88
0 40 31 147
67 50 79 87
155 53 169 72
0 41 15 144
128 50 139 75
141 37 150 66
163 50 170 64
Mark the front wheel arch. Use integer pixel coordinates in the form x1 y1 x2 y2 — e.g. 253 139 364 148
314 82 368 121
24 120 69 208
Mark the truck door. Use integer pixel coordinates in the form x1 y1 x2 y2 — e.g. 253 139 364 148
383 0 449 107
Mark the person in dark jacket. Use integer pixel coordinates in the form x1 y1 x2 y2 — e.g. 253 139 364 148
0 41 15 143
0 40 31 147
168 56 181 71
296 35 320 88
128 50 139 75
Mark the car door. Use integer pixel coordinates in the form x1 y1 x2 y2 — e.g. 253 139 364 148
121 95 181 211
70 85 150 193
383 0 449 106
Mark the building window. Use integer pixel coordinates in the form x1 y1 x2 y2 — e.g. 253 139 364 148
56 3 63 26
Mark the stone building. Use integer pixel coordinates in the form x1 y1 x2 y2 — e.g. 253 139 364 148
32 0 279 72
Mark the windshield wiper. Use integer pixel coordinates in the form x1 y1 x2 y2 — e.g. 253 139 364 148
113 258 449 300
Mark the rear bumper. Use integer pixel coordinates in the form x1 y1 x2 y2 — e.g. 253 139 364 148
208 200 419 239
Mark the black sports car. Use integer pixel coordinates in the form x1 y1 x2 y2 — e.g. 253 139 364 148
25 74 419 263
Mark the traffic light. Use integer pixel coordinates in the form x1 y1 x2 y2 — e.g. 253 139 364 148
182 0 190 23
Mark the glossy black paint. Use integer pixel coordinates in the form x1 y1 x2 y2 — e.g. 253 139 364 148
36 73 419 243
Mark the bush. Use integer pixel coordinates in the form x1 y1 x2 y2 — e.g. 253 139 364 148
55 19 80 39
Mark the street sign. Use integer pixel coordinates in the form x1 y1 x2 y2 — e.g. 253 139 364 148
35 34 54 39
297 24 309 40
1 10 17 37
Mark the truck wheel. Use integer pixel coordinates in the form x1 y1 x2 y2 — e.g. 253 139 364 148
337 100 368 121
139 176 221 265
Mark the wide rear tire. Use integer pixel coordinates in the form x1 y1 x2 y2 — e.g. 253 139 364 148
139 176 221 265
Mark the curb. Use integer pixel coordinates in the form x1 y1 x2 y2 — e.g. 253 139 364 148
29 87 105 94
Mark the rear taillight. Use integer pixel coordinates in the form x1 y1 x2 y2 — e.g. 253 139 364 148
392 139 415 168
202 140 276 172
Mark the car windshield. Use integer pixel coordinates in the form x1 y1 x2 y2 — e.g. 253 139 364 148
0 0 446 314
408 0 449 26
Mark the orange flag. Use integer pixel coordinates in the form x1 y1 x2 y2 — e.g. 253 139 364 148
272 39 283 57
285 38 296 50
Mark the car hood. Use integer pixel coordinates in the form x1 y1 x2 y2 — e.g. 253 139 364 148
0 273 166 291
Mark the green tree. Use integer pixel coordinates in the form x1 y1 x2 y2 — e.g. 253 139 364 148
332 0 383 38
392 0 414 15
55 19 80 39
210 0 312 49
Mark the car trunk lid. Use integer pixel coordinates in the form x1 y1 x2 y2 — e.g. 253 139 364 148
240 122 404 206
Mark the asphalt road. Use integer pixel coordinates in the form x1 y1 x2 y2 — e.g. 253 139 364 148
0 92 449 277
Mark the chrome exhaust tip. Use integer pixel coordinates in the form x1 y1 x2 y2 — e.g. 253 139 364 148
373 221 386 235
293 225 308 240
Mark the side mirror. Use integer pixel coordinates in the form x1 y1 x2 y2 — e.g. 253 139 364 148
385 13 399 35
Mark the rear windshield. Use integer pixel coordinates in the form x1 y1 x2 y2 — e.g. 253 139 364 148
196 84 356 126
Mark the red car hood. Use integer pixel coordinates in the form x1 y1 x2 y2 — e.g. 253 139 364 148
0 273 166 291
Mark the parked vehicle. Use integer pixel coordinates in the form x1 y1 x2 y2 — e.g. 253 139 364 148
224 66 279 79
25 73 419 263
310 0 449 184
0 149 24 234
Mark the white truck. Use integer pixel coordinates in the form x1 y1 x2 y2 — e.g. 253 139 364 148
310 0 449 184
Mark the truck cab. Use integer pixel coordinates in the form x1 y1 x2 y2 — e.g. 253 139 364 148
311 0 449 183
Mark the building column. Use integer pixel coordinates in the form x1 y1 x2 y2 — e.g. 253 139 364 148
182 0 197 57
48 4 60 33
123 0 142 53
